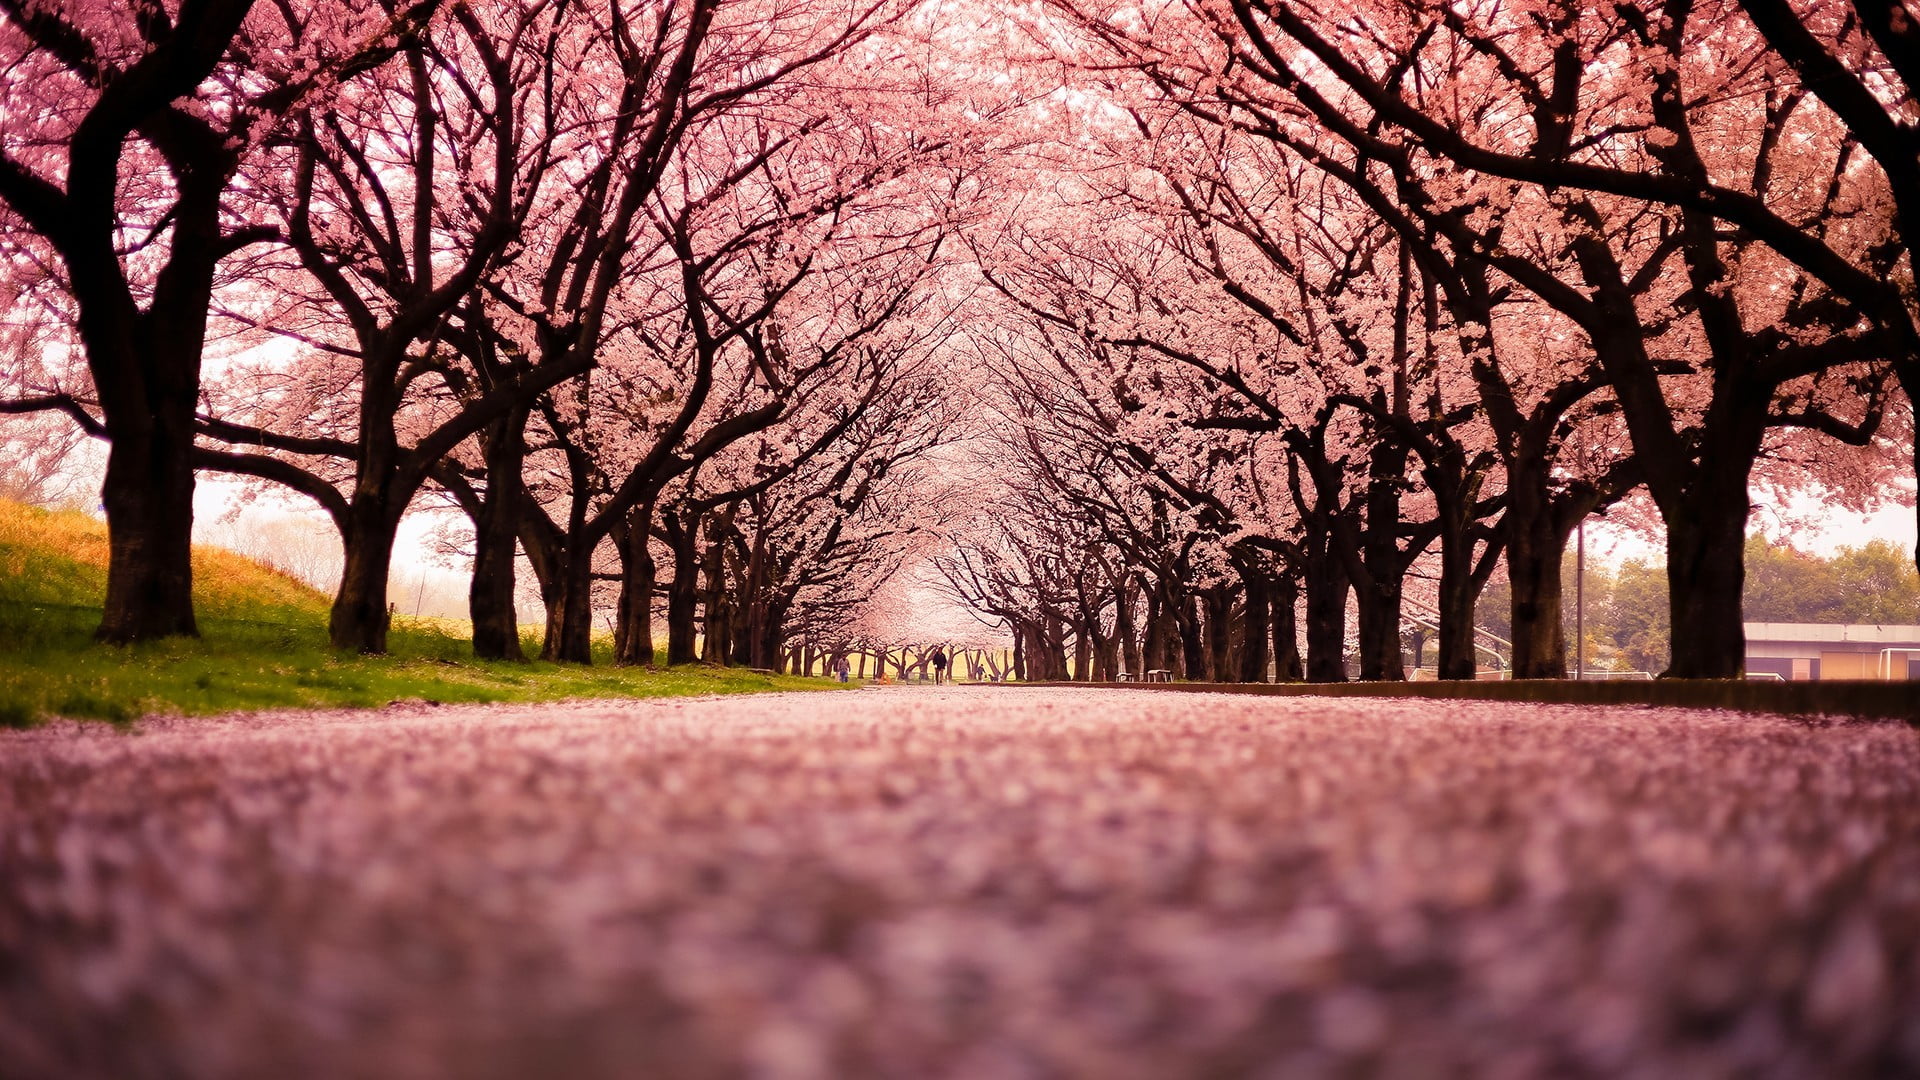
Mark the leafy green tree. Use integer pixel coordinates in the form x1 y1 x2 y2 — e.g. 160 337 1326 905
1463 537 1915 675
1827 542 1920 625
1600 559 1670 674
1744 538 1846 623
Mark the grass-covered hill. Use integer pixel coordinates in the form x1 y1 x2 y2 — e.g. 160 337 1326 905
0 501 830 726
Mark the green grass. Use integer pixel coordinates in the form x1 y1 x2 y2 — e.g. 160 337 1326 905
0 501 839 728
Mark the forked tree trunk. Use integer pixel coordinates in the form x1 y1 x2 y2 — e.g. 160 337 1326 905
65 67 239 645
329 373 417 656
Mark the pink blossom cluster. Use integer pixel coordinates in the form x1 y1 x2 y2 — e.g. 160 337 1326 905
3 689 1917 1078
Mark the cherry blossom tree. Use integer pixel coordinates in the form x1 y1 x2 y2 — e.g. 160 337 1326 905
701 377 972 670
0 296 100 507
0 0 437 641
1163 0 1905 677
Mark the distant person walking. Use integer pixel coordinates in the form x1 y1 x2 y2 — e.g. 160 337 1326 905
930 647 948 685
834 655 850 683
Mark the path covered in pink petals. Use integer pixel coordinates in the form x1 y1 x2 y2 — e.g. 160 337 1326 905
4 689 1917 1078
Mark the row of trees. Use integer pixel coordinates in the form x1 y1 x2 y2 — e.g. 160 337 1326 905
1471 537 1920 676
944 0 1913 681
4 1 1916 679
1 0 997 665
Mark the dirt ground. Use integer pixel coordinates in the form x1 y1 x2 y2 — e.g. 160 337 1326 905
3 687 1916 1079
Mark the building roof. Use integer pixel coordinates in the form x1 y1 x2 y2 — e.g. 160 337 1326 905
1744 622 1920 645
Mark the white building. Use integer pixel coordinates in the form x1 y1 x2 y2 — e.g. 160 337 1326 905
1744 623 1920 680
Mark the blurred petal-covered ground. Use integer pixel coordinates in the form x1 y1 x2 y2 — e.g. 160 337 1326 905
3 688 1917 1079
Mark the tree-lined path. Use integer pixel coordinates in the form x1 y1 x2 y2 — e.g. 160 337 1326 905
6 0 1917 684
5 2 1920 1072
4 688 1915 1078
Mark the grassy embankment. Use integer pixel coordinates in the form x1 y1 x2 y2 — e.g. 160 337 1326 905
0 501 834 727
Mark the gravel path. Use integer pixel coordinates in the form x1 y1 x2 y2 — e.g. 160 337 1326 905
3 687 1917 1079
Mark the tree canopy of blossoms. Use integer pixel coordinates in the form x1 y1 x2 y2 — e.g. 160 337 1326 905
1 0 1912 680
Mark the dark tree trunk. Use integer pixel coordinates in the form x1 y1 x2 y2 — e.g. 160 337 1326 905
664 514 702 665
1354 440 1409 682
699 507 740 665
535 591 565 664
1238 569 1271 683
1571 223 1765 679
1663 485 1751 679
1505 472 1569 679
526 530 560 653
1096 633 1120 683
327 365 422 656
1303 523 1350 683
1177 592 1207 680
1205 587 1235 682
739 532 774 669
751 597 789 671
1142 587 1170 674
1272 574 1304 682
55 45 242 644
95 419 199 642
1432 500 1479 681
700 540 732 666
1353 578 1405 681
1434 542 1478 681
469 407 528 661
613 508 657 666
330 491 402 654
543 549 594 664
1116 581 1141 679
